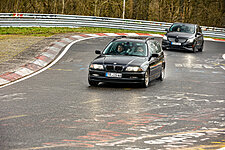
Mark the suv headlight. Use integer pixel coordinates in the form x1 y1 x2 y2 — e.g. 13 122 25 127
163 35 167 40
89 64 104 70
125 66 143 72
187 38 195 43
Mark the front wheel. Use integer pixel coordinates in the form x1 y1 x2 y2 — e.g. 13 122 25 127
193 45 197 53
198 43 204 52
192 41 197 53
159 65 165 81
141 69 150 88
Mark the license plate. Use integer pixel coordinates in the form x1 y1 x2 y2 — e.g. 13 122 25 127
106 72 122 78
171 42 181 45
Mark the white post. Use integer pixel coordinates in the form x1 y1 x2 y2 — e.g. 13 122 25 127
122 0 125 19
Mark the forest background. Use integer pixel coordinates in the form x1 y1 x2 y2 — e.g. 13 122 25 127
0 0 224 27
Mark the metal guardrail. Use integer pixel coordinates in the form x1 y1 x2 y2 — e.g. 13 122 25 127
0 13 224 38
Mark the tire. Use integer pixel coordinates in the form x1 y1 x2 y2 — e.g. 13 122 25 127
198 43 204 52
141 69 150 88
88 79 99 86
159 65 165 81
192 42 197 53
193 45 197 53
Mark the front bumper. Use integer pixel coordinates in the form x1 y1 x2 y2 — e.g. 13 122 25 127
88 69 145 84
162 40 194 51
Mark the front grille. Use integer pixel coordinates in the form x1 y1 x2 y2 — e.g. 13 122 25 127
106 65 114 71
115 66 123 72
105 65 123 72
168 37 187 43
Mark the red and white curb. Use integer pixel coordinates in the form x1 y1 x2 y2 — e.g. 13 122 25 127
0 33 224 88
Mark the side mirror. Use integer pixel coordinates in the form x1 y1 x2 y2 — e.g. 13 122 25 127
197 32 202 35
165 28 168 32
95 50 101 55
152 53 159 57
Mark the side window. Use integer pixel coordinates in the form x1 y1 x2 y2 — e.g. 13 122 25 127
196 26 200 33
198 26 202 33
155 42 162 53
147 41 156 55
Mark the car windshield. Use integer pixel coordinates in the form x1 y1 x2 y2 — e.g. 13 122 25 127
169 24 195 34
103 41 147 57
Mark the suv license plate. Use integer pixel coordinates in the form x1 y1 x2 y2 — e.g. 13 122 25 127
171 42 181 45
106 72 122 78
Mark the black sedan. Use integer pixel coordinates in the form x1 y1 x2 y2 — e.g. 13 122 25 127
162 23 204 53
88 36 165 88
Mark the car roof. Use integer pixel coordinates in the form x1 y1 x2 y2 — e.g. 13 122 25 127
112 36 154 43
172 22 197 26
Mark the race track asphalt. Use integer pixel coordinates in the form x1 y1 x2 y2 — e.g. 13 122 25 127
0 34 225 150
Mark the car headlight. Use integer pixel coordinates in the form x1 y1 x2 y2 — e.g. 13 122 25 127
125 66 143 72
187 38 195 43
163 35 167 40
89 64 104 70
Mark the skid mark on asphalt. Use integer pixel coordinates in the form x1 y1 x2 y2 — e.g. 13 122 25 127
0 93 26 102
82 99 101 104
11 91 225 149
0 115 27 121
48 68 73 71
174 139 225 150
15 129 225 150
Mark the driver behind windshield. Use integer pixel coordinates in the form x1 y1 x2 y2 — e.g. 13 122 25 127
115 44 127 55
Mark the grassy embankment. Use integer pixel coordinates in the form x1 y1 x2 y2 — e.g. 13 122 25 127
0 27 224 40
0 27 164 37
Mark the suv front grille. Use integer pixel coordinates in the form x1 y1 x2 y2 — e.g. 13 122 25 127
168 37 187 43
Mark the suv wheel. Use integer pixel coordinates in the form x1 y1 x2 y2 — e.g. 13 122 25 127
198 43 204 52
193 43 197 53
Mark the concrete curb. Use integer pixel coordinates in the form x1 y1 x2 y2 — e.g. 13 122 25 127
0 33 224 87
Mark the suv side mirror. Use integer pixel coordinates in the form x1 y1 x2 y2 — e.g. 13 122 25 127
197 32 202 35
165 28 168 32
95 50 101 54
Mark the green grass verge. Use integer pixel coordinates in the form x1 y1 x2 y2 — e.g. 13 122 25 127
0 27 224 40
0 27 164 37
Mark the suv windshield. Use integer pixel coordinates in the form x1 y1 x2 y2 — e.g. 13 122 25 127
169 24 195 34
103 41 147 57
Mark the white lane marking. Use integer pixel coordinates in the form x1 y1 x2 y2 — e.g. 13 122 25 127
0 36 106 89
